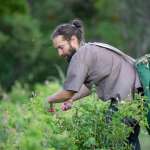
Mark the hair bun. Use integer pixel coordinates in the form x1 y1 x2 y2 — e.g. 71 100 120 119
72 19 83 29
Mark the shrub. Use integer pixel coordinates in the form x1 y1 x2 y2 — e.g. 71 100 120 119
0 82 147 150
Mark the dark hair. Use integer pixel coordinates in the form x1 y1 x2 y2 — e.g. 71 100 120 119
51 19 85 44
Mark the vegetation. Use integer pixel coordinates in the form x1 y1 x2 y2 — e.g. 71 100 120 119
0 81 149 149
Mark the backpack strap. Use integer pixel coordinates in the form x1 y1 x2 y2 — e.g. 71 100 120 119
89 42 135 65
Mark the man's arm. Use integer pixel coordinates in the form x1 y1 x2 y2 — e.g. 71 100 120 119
48 84 91 103
71 84 91 102
47 89 76 103
60 84 91 111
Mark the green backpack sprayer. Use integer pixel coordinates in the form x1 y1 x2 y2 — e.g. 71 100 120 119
136 54 150 134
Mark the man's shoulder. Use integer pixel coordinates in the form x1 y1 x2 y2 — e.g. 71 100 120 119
71 43 95 63
78 42 99 52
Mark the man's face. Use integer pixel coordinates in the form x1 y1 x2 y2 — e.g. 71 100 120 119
53 35 76 61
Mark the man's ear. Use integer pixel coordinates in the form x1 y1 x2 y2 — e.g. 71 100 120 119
70 35 79 48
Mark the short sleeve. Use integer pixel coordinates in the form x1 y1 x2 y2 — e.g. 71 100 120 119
63 50 89 92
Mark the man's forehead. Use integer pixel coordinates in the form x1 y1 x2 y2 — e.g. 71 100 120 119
53 36 67 48
54 41 66 48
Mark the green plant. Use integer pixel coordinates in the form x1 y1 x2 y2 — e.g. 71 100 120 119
0 81 148 150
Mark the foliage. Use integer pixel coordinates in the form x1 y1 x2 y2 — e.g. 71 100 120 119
0 0 29 16
8 81 29 104
119 0 150 56
0 81 148 150
0 12 42 89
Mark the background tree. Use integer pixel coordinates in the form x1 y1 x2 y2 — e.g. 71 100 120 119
0 0 42 90
119 0 150 57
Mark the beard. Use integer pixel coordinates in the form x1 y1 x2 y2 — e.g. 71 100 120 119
66 43 76 63
66 49 76 63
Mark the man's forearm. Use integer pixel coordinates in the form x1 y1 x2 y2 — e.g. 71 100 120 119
71 84 91 101
48 89 75 103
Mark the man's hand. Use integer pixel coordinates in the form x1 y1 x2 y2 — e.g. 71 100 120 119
47 90 75 113
48 103 55 113
61 99 73 111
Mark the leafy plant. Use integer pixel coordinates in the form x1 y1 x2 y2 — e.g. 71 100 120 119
0 81 148 150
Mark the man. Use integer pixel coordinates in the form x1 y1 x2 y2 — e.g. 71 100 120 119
47 19 142 150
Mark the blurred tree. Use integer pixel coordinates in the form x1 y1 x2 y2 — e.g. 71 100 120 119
119 0 150 57
30 0 74 32
0 0 43 90
0 0 29 16
0 14 42 90
30 0 123 46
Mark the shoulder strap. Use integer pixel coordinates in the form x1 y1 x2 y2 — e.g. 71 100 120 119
89 42 135 65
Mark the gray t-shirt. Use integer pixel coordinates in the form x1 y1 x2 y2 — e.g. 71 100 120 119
63 43 141 101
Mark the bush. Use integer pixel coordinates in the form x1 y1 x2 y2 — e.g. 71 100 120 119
0 81 148 150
